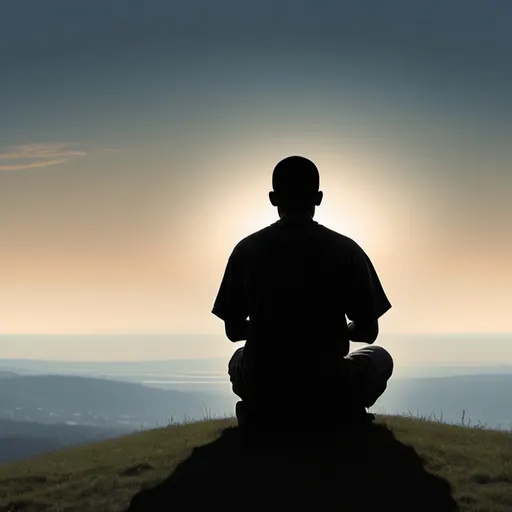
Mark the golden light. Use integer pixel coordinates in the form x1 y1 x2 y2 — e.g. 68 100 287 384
202 162 378 260
176 132 410 299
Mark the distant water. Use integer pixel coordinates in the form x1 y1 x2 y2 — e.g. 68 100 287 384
1 332 511 388
1 333 511 367
2 357 512 393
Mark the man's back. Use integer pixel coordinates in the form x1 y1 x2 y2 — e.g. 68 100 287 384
213 156 393 421
213 214 390 384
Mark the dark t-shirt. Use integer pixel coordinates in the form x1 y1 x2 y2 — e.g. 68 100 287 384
212 214 391 382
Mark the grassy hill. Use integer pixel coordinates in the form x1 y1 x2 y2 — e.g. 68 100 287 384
0 414 511 512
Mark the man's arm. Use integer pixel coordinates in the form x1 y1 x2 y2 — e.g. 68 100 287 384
212 244 250 342
345 242 391 344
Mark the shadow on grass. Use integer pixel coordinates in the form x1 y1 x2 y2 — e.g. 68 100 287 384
126 423 459 512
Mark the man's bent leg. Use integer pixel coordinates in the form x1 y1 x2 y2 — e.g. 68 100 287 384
228 347 252 400
344 345 394 408
228 347 273 427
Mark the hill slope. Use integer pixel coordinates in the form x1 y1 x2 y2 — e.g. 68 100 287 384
0 415 511 511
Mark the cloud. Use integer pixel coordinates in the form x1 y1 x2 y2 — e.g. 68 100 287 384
0 142 86 171
0 142 87 159
0 159 68 171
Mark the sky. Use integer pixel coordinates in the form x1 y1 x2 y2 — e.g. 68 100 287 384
1 1 511 351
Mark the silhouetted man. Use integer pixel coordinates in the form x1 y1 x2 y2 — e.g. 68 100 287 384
212 156 393 428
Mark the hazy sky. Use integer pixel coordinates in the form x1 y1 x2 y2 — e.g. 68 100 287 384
1 0 511 341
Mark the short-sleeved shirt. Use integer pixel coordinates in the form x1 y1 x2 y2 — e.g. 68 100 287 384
212 214 391 382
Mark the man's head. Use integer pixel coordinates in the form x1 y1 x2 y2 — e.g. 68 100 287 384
269 156 323 217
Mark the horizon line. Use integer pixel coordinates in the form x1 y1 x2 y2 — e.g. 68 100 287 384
1 357 512 365
0 332 510 337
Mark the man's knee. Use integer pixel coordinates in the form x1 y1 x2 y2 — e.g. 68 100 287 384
369 345 394 378
363 346 394 407
349 345 394 380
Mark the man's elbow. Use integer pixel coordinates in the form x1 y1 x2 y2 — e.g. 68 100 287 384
352 319 379 344
363 330 378 345
225 321 246 342
364 322 379 344
226 331 241 343
225 324 238 342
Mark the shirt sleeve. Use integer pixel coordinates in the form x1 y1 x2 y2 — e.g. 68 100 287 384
211 244 249 322
345 242 392 322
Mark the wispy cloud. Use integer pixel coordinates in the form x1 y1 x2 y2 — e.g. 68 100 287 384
0 159 68 171
0 142 87 171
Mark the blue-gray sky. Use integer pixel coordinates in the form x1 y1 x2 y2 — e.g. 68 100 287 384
1 1 511 350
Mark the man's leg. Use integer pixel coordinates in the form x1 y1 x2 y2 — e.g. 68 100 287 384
228 347 251 400
344 345 394 409
228 347 258 426
228 348 285 427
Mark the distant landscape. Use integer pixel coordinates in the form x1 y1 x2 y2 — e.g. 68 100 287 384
0 333 511 465
0 417 127 464
0 365 234 465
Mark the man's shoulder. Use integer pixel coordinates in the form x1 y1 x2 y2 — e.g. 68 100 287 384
230 225 275 255
316 224 362 251
234 222 362 254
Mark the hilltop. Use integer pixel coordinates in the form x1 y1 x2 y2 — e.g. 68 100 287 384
1 415 511 511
